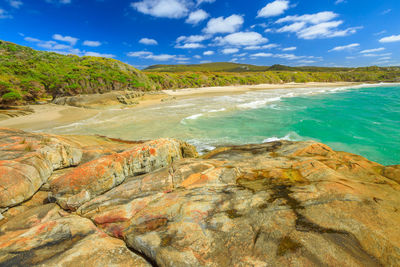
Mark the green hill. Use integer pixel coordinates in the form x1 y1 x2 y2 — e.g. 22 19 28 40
144 62 271 72
144 62 399 73
1 40 399 107
0 40 155 106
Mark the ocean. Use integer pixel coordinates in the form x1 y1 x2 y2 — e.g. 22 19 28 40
42 83 400 165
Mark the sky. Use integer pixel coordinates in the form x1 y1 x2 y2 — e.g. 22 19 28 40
1 0 400 69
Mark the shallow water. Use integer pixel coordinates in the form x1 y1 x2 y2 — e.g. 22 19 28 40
41 84 400 165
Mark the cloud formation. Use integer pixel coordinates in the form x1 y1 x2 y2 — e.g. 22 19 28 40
276 11 361 39
257 0 290 18
379 35 400 43
186 9 208 24
203 15 244 34
131 0 190 19
329 43 359 52
139 38 158 45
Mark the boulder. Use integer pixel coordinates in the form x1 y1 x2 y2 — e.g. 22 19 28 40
0 128 82 208
50 138 198 210
0 204 150 266
77 141 400 267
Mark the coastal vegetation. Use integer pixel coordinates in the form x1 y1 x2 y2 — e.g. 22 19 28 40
1 40 399 106
0 40 154 106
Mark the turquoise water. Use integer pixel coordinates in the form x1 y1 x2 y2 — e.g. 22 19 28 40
43 84 400 165
184 85 400 165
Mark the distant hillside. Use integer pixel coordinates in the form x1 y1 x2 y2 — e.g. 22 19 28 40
144 62 271 72
0 40 155 106
144 62 400 73
1 40 399 107
145 63 400 90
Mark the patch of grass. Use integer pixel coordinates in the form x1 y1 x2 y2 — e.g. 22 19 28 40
225 209 242 219
24 142 34 152
277 236 302 256
40 137 51 145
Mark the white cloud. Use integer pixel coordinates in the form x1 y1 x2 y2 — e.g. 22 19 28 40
282 46 296 51
197 0 215 5
148 54 178 61
186 9 208 24
277 11 338 24
250 52 317 61
203 50 214 55
25 37 71 50
299 21 360 40
379 35 400 43
214 31 268 46
251 53 273 57
273 53 304 60
329 43 359 52
360 47 385 54
381 9 391 15
194 55 201 59
203 15 244 34
52 34 78 46
244 44 278 50
131 0 190 19
38 41 70 50
83 40 102 47
127 51 153 57
362 53 391 57
175 43 205 49
127 50 188 61
24 37 41 42
0 9 12 19
257 0 289 18
374 30 387 36
24 36 90 56
176 34 209 43
8 0 23 8
85 52 115 58
222 48 239 54
335 0 346 4
139 38 158 45
276 11 360 40
297 60 316 64
277 22 306 33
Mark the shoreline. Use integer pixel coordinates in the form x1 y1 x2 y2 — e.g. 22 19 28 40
0 82 372 131
162 82 360 98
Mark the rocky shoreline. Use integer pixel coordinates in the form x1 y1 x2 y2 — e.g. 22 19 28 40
0 128 399 266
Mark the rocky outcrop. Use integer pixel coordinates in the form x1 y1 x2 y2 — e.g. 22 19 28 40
77 141 400 266
0 128 196 210
50 138 197 211
0 204 150 266
53 91 146 109
0 128 82 208
0 129 399 266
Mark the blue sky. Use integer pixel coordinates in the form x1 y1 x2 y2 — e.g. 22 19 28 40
1 0 399 69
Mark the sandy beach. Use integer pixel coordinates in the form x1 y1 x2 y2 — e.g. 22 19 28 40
0 104 100 131
163 82 359 98
0 82 359 131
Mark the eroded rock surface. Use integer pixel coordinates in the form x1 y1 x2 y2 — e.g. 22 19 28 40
78 141 400 266
0 128 399 267
50 138 197 210
0 204 150 266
